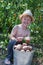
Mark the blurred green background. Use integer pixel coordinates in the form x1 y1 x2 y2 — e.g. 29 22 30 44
0 0 43 64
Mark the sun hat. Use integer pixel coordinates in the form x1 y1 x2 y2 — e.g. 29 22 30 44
19 9 35 22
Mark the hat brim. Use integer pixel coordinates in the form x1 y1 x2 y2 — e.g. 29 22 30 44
19 14 35 22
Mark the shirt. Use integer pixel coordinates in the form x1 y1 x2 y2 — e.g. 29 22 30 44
10 24 30 38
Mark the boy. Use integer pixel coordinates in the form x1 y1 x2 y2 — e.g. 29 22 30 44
4 9 34 65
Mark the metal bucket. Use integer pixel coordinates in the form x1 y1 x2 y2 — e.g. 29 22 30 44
13 49 35 65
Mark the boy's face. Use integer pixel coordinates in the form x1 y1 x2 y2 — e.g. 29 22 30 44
21 15 31 27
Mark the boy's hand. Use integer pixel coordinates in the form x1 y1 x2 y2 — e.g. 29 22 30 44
24 37 30 43
17 37 24 42
11 37 17 41
9 35 17 41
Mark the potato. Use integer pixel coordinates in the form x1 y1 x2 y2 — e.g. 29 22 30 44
21 50 25 52
22 46 28 51
13 45 17 49
22 43 27 46
22 45 32 51
27 46 32 51
26 50 30 52
16 44 22 50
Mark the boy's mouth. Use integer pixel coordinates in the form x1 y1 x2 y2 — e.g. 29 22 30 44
23 24 27 27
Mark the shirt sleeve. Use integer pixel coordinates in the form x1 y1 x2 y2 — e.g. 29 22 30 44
10 25 18 37
27 30 30 37
26 30 30 40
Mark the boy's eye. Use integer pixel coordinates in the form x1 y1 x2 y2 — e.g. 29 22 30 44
24 18 26 20
24 18 29 21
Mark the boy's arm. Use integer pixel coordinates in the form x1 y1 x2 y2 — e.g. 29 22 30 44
25 30 30 39
24 30 30 44
9 25 18 40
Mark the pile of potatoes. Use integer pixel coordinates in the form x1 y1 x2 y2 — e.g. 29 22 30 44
14 43 32 52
